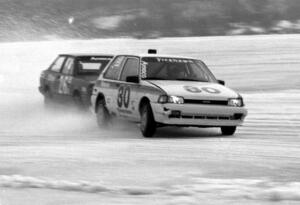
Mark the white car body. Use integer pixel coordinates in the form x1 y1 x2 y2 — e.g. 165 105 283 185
91 53 247 136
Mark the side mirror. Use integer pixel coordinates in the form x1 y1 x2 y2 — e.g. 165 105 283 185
126 76 139 83
218 79 225 85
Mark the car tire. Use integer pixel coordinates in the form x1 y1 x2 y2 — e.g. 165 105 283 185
96 100 110 128
140 103 156 137
221 126 236 135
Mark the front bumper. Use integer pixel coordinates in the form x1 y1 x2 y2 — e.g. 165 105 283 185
151 103 247 127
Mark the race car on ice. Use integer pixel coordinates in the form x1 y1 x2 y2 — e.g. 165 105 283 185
39 54 113 108
91 50 247 137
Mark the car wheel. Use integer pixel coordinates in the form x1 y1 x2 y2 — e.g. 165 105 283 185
140 103 156 137
96 100 110 128
221 126 236 135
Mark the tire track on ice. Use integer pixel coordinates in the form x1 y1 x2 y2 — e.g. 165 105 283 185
1 175 300 202
0 175 160 196
240 91 300 138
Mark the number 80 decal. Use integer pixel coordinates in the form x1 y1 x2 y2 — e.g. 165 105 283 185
117 86 131 108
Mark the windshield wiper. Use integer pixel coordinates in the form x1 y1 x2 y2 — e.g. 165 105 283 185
175 78 202 82
144 77 207 82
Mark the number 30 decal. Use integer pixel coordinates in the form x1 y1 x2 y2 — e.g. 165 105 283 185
117 86 131 108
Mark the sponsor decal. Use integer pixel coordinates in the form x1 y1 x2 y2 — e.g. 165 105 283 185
157 58 193 63
141 61 147 78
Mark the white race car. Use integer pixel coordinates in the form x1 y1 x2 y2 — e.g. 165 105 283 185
91 50 247 137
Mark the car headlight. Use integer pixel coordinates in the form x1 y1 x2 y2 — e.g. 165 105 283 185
169 96 184 104
158 95 184 104
228 98 243 107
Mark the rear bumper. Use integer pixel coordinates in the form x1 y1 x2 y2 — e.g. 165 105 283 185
38 86 45 95
151 103 247 127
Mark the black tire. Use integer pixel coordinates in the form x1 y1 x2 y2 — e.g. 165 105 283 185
96 99 110 128
140 103 156 137
221 126 236 135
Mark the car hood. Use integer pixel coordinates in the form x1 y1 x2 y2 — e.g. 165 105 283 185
147 80 239 100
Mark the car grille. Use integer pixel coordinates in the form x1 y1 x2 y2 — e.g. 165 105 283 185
169 113 243 120
184 99 228 106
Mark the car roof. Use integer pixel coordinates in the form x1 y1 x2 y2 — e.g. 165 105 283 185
58 53 198 60
114 53 197 60
59 53 114 57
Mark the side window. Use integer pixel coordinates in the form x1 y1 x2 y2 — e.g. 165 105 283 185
50 56 65 72
104 56 125 80
120 58 139 81
61 57 74 75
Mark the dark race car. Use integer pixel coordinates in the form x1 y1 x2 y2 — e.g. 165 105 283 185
39 54 113 108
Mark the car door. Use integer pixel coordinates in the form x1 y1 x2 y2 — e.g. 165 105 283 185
117 56 140 120
101 56 126 115
58 56 75 101
46 55 66 99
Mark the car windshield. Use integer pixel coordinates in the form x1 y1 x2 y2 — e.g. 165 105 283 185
141 57 217 82
77 56 112 75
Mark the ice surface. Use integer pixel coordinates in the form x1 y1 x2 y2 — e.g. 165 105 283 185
0 35 300 205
